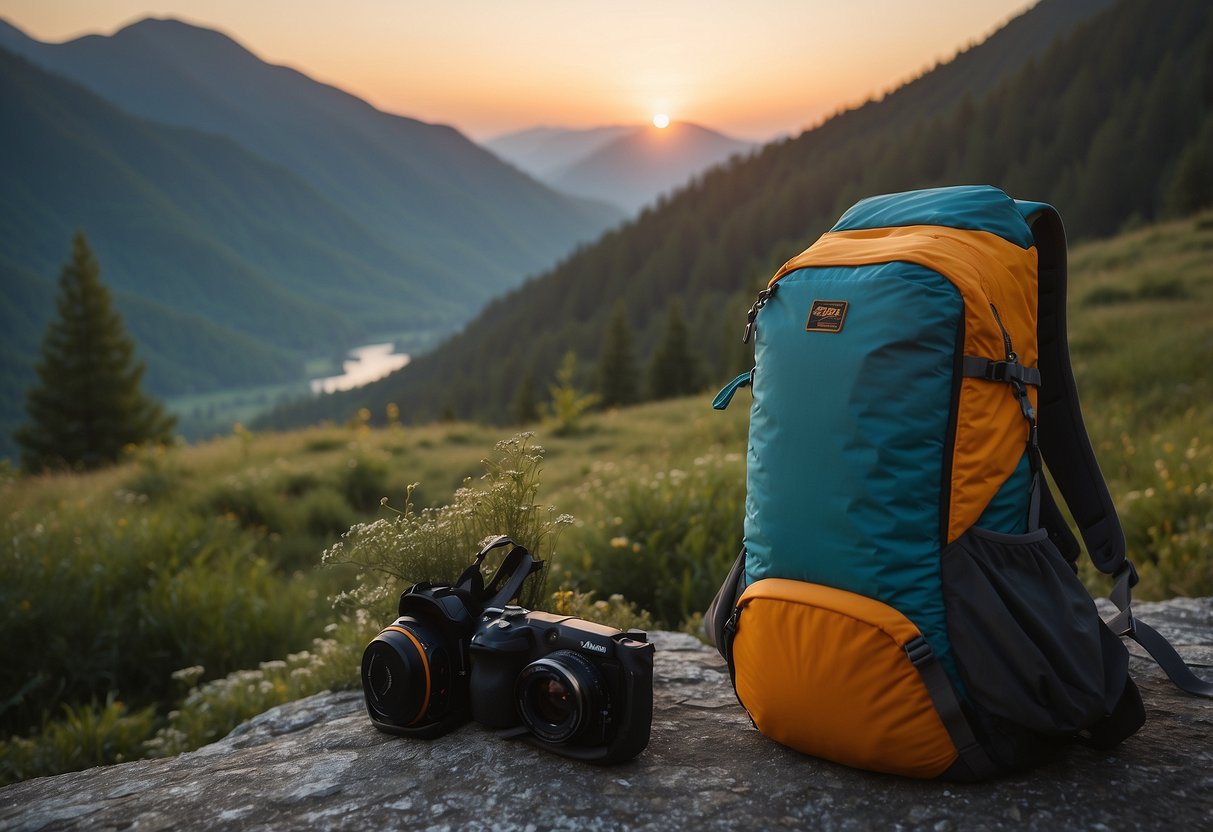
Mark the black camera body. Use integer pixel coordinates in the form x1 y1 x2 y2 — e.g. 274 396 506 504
469 606 654 765
361 536 540 739
361 536 655 764
361 582 479 739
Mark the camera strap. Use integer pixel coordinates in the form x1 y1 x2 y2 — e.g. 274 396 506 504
456 535 544 610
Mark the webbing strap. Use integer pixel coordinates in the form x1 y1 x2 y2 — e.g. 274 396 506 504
961 356 1041 386
1105 565 1213 698
905 637 998 779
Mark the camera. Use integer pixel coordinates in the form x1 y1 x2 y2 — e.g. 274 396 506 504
361 536 542 738
469 605 654 765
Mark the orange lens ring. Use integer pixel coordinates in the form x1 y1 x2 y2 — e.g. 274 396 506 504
383 626 432 725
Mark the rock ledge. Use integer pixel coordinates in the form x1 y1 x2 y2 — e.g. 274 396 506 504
3 598 1211 831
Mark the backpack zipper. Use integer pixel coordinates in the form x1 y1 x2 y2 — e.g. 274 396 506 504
988 303 1017 362
742 284 779 344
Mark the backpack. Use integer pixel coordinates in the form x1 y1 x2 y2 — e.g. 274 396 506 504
706 185 1212 780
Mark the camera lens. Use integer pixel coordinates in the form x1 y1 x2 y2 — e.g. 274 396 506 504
516 650 608 744
361 617 449 728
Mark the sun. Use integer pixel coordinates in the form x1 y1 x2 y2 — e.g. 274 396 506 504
652 113 670 129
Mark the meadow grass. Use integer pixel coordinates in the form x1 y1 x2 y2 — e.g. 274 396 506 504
1 211 1209 784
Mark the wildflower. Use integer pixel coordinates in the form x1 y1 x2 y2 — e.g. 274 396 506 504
171 666 205 685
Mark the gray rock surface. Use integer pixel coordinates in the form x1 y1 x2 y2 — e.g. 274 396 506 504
3 598 1211 831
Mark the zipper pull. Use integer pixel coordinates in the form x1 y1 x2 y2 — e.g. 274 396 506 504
988 303 1016 363
742 285 778 344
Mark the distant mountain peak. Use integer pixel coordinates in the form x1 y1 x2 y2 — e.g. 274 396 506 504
486 121 754 215
105 16 261 62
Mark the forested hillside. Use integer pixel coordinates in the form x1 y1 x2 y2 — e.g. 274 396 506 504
261 0 1209 431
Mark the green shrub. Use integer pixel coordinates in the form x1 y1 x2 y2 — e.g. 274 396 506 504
202 473 288 532
548 588 653 632
324 433 573 612
566 450 745 626
0 505 325 736
0 695 157 786
298 487 357 537
338 454 393 511
148 614 370 756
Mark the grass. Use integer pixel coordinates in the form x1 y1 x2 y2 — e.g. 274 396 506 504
1 210 1210 784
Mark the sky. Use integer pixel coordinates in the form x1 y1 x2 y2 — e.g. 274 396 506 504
0 1 1037 142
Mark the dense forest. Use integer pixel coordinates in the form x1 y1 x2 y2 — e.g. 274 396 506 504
260 0 1213 431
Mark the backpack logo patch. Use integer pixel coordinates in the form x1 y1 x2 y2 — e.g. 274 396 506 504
806 300 848 333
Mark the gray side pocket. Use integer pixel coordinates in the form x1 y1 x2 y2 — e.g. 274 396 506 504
941 528 1127 734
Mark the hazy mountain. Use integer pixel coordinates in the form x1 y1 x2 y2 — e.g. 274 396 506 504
549 122 755 214
486 125 634 180
0 16 627 460
257 0 1206 433
487 122 755 214
0 16 621 303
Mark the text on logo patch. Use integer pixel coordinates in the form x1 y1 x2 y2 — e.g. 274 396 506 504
806 300 849 333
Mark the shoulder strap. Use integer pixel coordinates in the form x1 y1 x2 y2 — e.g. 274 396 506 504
1021 202 1213 698
1021 204 1126 575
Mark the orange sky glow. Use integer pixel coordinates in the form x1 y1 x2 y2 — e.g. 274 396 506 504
0 0 1037 141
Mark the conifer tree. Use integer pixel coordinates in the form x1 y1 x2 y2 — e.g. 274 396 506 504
646 299 699 400
16 232 175 472
596 302 639 407
545 351 600 435
511 367 539 425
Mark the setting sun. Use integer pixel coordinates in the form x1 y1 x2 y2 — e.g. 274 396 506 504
652 113 670 129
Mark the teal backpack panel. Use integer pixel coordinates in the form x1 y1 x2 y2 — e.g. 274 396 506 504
832 185 1037 248
744 261 963 673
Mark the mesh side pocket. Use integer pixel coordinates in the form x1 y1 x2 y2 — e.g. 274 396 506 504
941 527 1128 734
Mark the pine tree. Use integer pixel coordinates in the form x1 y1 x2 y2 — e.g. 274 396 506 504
596 302 639 407
16 232 175 472
511 367 539 425
646 299 700 400
545 351 600 436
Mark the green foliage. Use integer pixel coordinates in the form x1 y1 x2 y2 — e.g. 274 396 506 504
646 299 700 400
544 351 601 437
338 454 393 512
566 450 746 626
548 588 653 632
1165 113 1213 217
0 504 324 736
16 232 175 472
597 303 639 407
323 433 573 611
147 618 369 757
0 695 157 786
511 368 540 425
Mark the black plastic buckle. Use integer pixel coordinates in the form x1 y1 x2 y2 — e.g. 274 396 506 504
982 360 1009 381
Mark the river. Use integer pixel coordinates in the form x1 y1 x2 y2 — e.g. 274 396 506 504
309 343 410 394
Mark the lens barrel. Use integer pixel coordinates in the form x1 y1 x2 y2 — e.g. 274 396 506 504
516 649 607 743
362 617 450 728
